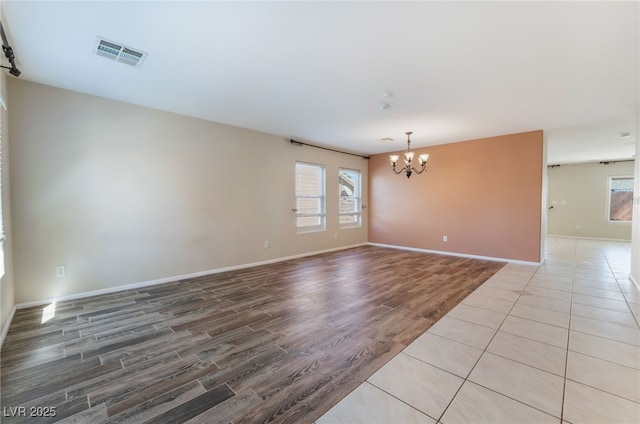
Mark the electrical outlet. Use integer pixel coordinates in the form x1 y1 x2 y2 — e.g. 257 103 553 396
443 235 448 242
55 265 66 278
264 241 269 249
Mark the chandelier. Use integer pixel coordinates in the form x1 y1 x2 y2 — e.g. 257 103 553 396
389 132 429 178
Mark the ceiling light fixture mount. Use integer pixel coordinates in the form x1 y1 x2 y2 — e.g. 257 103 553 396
379 91 393 111
389 131 429 178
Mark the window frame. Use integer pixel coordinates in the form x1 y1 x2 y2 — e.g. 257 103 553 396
607 175 634 224
295 161 326 233
338 167 362 228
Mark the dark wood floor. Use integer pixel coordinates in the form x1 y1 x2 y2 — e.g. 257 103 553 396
0 245 504 423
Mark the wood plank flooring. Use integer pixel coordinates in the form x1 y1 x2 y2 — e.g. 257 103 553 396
0 245 505 423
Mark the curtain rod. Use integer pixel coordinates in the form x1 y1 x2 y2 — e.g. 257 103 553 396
289 139 369 160
548 159 635 167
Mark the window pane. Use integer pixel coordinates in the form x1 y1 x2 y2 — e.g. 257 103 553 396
295 162 326 231
339 169 359 196
296 197 324 214
339 168 362 228
339 214 359 225
297 216 322 228
296 163 324 196
611 177 634 192
339 197 358 213
610 177 634 222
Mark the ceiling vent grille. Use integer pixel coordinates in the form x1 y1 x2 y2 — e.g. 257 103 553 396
94 37 147 68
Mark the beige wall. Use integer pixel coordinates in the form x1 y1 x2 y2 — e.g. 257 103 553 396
1 70 16 343
368 131 544 263
547 161 634 240
8 79 368 305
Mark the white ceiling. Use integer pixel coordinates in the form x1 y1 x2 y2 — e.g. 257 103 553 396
1 1 638 163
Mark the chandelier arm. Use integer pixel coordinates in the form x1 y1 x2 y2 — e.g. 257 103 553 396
391 166 404 175
411 166 427 175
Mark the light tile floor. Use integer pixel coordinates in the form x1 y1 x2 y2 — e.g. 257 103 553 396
317 237 640 423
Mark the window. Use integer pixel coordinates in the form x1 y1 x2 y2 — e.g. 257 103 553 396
608 176 634 223
339 168 362 227
295 162 326 232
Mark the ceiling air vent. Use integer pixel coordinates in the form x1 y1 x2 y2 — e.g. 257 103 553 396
94 37 147 68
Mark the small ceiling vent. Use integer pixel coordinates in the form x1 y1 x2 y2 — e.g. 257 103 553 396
94 37 147 68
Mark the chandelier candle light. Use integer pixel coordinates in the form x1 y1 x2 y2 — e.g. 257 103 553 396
389 132 429 178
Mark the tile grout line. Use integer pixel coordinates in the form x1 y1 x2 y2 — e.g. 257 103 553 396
565 330 640 359
360 268 524 423
361 380 439 422
436 266 539 423
558 245 577 424
604 247 640 330
558 239 640 419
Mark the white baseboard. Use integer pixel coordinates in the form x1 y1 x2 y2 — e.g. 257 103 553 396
547 234 632 243
368 242 541 266
15 243 368 310
1 304 16 349
630 273 639 290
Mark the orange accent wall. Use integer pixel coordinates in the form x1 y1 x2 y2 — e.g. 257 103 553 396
368 130 543 262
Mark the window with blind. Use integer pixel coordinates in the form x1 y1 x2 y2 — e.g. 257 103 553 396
339 168 362 228
608 176 634 223
295 162 326 232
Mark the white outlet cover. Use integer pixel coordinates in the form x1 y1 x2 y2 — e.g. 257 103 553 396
55 265 66 277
